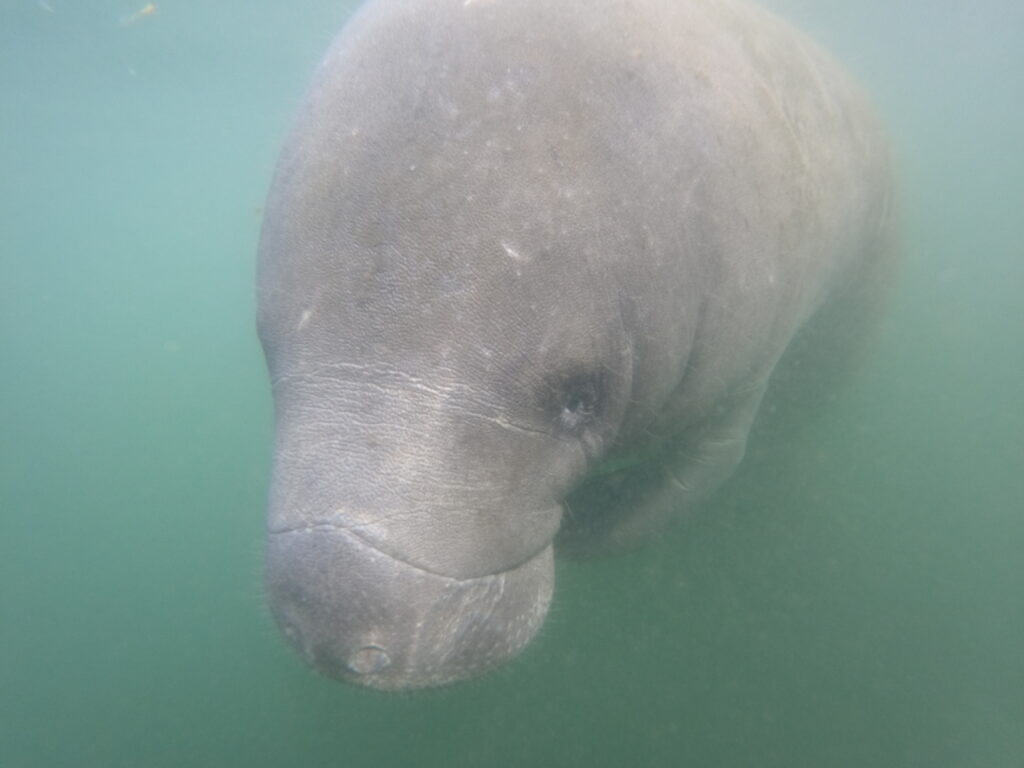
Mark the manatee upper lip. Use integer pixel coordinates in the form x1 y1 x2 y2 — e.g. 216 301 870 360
268 499 565 577
268 522 461 580
265 522 556 689
268 519 551 582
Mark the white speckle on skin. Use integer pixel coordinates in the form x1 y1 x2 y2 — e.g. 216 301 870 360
298 309 313 330
501 242 528 262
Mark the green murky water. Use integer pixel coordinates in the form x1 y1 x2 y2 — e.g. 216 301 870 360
2 1 1021 765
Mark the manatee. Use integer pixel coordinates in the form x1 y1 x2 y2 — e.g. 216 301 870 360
256 0 893 690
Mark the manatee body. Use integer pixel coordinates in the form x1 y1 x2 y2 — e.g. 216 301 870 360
257 0 893 690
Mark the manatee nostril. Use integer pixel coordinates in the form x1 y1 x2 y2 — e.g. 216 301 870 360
347 645 391 675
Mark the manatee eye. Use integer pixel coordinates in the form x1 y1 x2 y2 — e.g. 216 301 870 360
550 372 603 435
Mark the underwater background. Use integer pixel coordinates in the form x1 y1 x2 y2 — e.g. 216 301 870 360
1 0 1021 765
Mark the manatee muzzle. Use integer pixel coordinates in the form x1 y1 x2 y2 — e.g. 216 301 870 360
265 524 554 690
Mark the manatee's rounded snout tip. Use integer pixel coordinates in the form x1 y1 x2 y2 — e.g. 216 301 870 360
278 619 390 677
265 526 554 691
346 645 391 676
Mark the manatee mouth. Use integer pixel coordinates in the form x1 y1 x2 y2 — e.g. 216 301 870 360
265 525 554 690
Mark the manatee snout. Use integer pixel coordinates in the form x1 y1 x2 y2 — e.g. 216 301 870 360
265 525 554 690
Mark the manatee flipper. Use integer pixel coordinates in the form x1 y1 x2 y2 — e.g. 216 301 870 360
559 378 770 556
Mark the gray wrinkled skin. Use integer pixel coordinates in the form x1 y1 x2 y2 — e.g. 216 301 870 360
257 0 893 690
